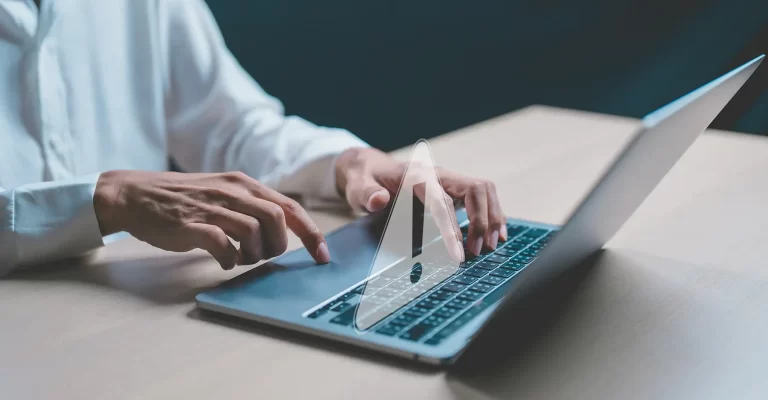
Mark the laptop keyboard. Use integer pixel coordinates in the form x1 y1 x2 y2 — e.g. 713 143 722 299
305 222 556 346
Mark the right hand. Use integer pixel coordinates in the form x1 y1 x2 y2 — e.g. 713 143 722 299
93 170 330 270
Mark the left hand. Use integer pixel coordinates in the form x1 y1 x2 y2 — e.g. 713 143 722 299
335 147 508 257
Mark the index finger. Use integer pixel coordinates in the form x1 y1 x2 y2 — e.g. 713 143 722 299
258 190 330 264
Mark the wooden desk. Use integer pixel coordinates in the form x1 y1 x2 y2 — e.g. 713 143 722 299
3 105 768 400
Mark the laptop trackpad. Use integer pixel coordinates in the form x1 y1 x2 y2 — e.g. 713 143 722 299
197 213 386 318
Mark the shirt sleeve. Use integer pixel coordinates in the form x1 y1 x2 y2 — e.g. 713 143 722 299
0 174 105 276
162 0 369 206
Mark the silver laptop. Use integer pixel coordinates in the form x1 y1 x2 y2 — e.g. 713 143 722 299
196 55 764 365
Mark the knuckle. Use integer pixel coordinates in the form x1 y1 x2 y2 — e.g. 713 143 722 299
244 218 261 236
264 203 285 222
223 171 249 183
469 181 485 193
485 180 496 191
281 199 304 216
201 226 225 246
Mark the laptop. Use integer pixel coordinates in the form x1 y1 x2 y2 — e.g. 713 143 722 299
196 55 764 365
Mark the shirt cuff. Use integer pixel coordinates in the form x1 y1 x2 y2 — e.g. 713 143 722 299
12 173 106 265
284 128 370 209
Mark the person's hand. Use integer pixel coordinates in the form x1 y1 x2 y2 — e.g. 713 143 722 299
93 170 330 270
335 148 507 257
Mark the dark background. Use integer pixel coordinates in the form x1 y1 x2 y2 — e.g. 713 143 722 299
206 0 768 151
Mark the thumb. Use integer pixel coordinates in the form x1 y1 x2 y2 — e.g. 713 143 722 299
346 175 391 212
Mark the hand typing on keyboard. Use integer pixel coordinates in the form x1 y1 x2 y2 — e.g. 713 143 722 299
334 147 509 257
310 223 557 345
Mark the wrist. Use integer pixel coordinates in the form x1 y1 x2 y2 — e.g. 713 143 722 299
334 147 362 196
93 170 124 236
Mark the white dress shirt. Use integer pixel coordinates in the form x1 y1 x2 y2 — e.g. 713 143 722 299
0 0 368 274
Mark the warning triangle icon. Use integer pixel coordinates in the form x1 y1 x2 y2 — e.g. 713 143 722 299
354 140 464 332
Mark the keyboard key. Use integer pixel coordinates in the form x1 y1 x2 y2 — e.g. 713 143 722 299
452 275 478 285
307 308 328 319
330 307 356 326
484 254 508 264
527 228 549 239
474 261 498 271
469 283 495 293
433 306 460 319
422 315 447 327
428 290 454 301
403 287 425 299
331 302 350 312
431 301 491 340
521 249 539 257
503 261 526 271
339 292 358 301
506 224 528 237
503 242 526 251
413 282 435 293
376 302 403 314
441 281 468 292
416 298 443 309
360 295 390 306
458 290 484 301
515 235 536 244
400 323 436 341
462 267 489 278
356 309 394 330
490 267 516 278
512 255 534 264
390 313 418 326
388 279 413 291
375 287 401 299
480 275 505 286
423 275 445 286
351 285 365 294
424 337 443 346
445 298 473 310
376 323 406 336
495 247 519 257
430 268 458 282
464 252 483 262
404 306 431 318
324 298 345 310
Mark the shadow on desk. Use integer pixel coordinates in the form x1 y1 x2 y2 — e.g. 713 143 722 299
6 252 217 305
450 250 604 374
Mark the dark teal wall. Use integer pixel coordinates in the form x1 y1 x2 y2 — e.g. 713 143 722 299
207 1 768 150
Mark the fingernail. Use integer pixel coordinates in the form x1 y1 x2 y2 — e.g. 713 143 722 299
489 230 499 249
316 242 331 264
500 225 508 242
366 190 388 211
471 237 483 256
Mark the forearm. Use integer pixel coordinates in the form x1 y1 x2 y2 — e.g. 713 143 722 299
162 0 368 207
0 174 105 276
235 117 369 204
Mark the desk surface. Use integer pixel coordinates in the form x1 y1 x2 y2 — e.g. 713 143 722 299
3 105 768 400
